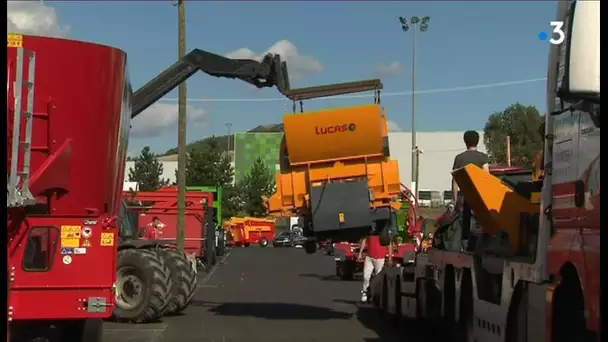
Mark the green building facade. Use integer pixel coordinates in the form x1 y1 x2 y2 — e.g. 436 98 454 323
233 132 283 184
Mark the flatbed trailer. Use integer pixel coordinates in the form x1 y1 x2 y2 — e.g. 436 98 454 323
369 2 600 342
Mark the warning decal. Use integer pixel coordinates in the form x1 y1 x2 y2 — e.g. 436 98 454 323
8 34 23 48
61 225 81 248
100 232 114 247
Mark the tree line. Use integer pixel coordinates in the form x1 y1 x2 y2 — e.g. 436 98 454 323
127 139 275 219
127 102 545 218
483 103 544 167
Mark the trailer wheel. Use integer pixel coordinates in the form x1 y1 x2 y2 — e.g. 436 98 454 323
378 222 391 247
506 285 528 342
113 249 172 323
336 261 354 280
458 272 474 342
259 237 269 248
216 232 225 256
380 275 389 312
393 277 404 325
304 240 317 254
552 271 591 342
158 248 198 316
61 318 103 342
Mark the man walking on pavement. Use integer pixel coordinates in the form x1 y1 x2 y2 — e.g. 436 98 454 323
358 234 393 303
451 130 490 252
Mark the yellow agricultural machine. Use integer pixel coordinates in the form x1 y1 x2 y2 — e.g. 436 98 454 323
266 80 403 253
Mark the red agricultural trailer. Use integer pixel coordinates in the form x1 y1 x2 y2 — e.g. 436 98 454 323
7 33 293 341
223 217 276 248
122 187 215 265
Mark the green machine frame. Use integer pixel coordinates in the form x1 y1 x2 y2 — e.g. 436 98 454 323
186 185 223 225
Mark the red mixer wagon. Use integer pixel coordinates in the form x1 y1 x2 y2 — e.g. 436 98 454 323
7 34 129 341
7 33 293 341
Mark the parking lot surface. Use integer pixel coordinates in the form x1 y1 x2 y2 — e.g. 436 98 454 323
104 247 422 342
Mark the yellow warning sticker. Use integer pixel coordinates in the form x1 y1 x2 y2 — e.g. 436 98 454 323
61 226 81 239
7 34 23 48
62 239 80 248
100 232 115 247
60 226 81 248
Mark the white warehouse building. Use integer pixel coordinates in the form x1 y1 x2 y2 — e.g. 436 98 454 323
125 131 486 193
388 131 486 194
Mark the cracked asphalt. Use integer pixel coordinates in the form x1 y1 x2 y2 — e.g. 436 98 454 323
104 247 424 342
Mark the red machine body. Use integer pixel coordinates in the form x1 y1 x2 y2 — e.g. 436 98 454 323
7 28 292 341
7 35 125 322
333 241 417 280
123 187 214 257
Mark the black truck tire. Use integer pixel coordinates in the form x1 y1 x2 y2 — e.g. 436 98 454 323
336 261 354 280
113 249 172 323
158 248 198 315
259 237 269 248
304 240 317 254
216 231 225 256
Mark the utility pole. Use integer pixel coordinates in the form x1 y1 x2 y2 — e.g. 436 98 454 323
399 15 430 199
225 123 233 151
176 0 187 253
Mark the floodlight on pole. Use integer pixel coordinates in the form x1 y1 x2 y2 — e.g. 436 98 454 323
398 15 431 199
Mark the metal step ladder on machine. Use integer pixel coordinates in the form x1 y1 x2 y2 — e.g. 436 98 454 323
7 47 36 208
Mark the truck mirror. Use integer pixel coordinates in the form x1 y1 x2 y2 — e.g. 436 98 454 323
562 1 600 100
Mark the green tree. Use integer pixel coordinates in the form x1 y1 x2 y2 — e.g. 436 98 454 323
222 185 245 219
240 157 276 217
179 139 236 218
128 146 169 191
483 103 544 167
181 139 234 187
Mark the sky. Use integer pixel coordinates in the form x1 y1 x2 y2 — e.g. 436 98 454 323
7 0 559 156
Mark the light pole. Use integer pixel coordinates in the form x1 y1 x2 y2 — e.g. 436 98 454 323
175 0 187 253
225 123 233 151
399 15 430 199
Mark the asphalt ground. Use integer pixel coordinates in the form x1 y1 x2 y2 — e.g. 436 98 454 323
104 247 427 342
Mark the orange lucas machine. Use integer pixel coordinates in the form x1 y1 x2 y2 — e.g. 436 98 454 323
266 80 402 253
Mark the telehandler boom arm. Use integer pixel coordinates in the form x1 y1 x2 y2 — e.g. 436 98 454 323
131 49 292 118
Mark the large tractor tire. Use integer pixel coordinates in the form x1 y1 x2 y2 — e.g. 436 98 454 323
113 249 172 323
158 248 198 316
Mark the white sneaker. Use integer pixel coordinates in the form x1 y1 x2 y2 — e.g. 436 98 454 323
360 291 368 303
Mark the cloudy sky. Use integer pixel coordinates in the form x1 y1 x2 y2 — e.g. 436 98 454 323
8 1 557 155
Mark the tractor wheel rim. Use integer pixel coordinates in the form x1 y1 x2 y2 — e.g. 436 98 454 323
115 267 144 310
